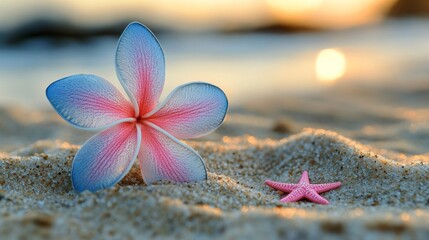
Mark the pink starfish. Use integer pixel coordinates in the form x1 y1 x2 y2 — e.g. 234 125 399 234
265 171 341 204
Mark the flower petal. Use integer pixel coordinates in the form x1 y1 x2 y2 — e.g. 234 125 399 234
138 122 207 184
46 74 134 130
72 123 141 192
144 82 228 139
116 22 165 116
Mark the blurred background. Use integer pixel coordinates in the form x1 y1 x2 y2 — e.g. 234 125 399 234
1 0 429 155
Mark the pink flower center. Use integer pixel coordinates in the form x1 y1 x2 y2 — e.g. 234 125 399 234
135 116 145 124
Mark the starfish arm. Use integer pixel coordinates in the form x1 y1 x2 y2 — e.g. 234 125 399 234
265 180 299 192
298 170 310 184
280 188 306 202
311 182 341 193
305 188 329 204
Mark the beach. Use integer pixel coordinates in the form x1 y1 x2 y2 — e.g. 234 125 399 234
1 20 429 239
1 77 429 238
0 127 428 238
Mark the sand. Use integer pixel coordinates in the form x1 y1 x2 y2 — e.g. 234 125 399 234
1 76 429 239
1 126 428 239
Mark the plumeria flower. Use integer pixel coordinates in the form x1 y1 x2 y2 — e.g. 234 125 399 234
46 22 228 192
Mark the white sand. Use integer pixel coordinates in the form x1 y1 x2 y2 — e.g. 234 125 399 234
1 77 429 239
1 128 428 239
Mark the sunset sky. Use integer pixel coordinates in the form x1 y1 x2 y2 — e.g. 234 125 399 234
0 0 397 31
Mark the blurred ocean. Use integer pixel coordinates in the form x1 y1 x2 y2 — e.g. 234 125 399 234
1 19 429 109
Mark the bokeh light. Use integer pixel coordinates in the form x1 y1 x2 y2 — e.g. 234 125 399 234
266 0 323 13
0 0 398 31
267 0 397 29
315 49 347 82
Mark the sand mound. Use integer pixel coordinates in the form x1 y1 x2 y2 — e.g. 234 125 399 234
0 129 428 238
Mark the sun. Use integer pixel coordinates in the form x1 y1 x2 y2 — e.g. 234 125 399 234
315 48 347 82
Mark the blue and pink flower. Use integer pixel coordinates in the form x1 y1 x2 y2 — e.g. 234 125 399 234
46 22 228 192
